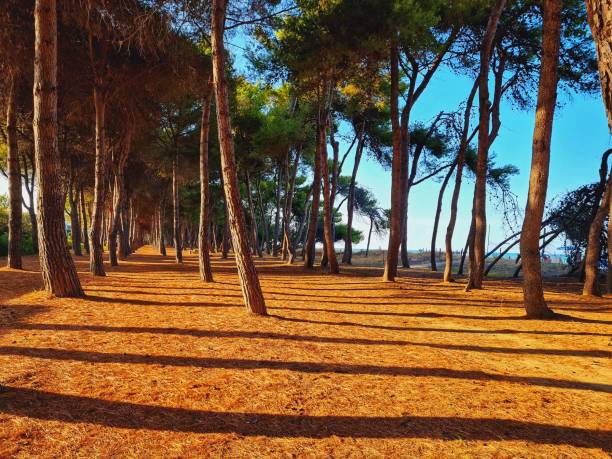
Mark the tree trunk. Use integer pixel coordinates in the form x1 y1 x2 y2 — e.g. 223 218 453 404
68 173 82 257
304 125 322 269
89 86 107 276
158 194 167 256
33 0 83 297
199 85 214 282
520 0 562 317
282 147 300 262
457 220 473 276
443 79 478 282
585 0 612 132
172 148 182 263
256 177 270 254
245 172 262 257
583 177 611 296
211 0 266 315
467 0 506 290
320 111 339 274
431 162 456 271
383 42 402 282
79 187 90 255
272 162 282 256
365 217 373 257
399 107 411 269
6 72 22 269
342 129 365 264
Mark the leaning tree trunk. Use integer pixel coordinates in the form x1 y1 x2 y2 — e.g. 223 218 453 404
585 0 612 132
467 0 506 290
320 112 339 274
282 147 300 263
342 130 365 265
172 148 182 263
304 125 322 269
89 86 107 276
583 177 611 296
430 162 456 271
520 0 562 317
383 41 403 282
212 0 266 315
33 0 83 297
6 72 22 269
198 84 214 282
443 79 478 282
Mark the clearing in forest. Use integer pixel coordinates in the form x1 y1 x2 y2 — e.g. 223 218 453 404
0 246 611 457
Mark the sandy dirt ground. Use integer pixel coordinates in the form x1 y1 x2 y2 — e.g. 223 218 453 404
0 246 610 458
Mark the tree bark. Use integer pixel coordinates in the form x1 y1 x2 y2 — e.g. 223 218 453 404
431 162 456 271
520 0 562 317
583 177 611 296
68 170 82 257
6 72 22 269
89 86 107 276
79 187 90 255
211 0 266 315
585 0 612 132
245 172 262 257
172 147 182 263
199 85 214 282
342 128 365 265
282 146 300 263
33 0 83 297
383 42 402 281
272 162 282 256
365 217 373 257
443 79 478 282
320 111 339 274
467 0 506 290
304 124 322 269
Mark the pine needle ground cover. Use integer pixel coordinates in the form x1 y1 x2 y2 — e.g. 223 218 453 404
0 246 610 457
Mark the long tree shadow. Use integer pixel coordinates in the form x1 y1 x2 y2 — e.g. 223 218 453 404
1 346 610 392
270 309 612 326
0 386 609 449
9 321 609 340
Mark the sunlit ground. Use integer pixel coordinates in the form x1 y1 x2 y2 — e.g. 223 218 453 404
0 246 610 457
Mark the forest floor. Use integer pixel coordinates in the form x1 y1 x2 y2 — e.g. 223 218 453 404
0 246 610 458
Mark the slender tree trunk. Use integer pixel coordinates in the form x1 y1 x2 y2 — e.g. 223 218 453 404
383 42 402 282
172 148 182 263
431 162 456 271
6 72 22 269
79 187 90 255
457 220 473 276
320 111 339 274
272 162 282 256
399 107 410 268
256 177 270 254
212 0 266 315
304 125 322 269
158 194 167 256
583 177 611 296
443 80 478 282
33 0 83 296
342 130 365 264
520 0 562 317
68 174 82 257
199 85 214 281
89 86 106 276
282 147 300 262
467 0 506 290
365 217 373 257
245 172 262 257
585 0 612 132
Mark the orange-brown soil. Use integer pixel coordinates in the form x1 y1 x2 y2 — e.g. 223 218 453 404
0 246 610 457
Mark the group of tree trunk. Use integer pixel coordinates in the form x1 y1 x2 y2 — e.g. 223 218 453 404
3 0 611 321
